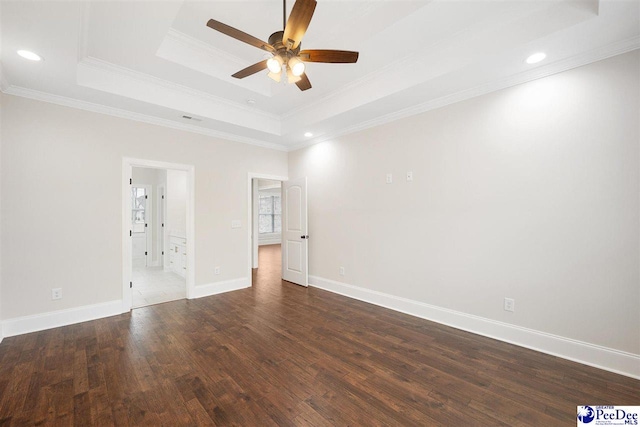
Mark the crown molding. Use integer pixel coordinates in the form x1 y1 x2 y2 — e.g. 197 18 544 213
289 36 640 152
2 85 288 152
79 56 280 122
158 29 273 97
279 0 547 123
166 28 250 71
4 32 637 154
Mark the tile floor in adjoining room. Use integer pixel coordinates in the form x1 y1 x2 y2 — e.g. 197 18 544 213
132 266 186 308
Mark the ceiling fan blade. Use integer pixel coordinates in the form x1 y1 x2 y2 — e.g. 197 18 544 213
299 50 359 63
232 60 269 79
207 19 275 53
295 73 312 91
283 0 317 50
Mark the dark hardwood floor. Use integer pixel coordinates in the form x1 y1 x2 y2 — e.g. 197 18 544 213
0 244 638 425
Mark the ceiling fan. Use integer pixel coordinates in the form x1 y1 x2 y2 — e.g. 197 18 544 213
206 0 359 91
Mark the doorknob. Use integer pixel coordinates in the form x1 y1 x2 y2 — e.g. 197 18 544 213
301 235 309 239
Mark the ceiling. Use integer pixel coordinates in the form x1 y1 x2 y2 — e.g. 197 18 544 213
1 0 638 151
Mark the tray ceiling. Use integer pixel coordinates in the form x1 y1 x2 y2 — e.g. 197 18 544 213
1 0 638 151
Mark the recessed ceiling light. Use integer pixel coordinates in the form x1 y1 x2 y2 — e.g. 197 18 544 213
526 52 546 64
246 99 256 106
304 132 313 137
17 50 42 61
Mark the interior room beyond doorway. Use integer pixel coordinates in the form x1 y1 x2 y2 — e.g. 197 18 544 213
252 178 282 275
131 166 187 308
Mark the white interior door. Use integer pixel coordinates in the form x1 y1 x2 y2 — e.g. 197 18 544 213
282 177 308 286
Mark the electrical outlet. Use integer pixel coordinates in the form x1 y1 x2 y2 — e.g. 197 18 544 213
504 297 515 312
52 288 62 300
339 266 345 276
406 171 413 181
215 266 221 275
386 173 393 184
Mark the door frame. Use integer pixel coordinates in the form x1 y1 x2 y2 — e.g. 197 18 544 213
123 158 195 313
247 172 288 284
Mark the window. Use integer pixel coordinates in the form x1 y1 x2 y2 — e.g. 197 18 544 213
259 194 281 234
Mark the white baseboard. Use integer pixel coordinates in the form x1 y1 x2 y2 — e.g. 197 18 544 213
309 275 640 380
0 277 250 341
1 300 123 339
190 277 250 299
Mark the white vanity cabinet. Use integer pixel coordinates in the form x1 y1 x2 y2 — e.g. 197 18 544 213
169 235 187 277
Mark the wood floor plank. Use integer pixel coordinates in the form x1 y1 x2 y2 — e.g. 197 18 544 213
0 244 638 425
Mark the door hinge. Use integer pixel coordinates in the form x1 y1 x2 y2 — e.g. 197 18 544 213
129 178 132 185
145 223 148 228
162 251 164 255
130 281 132 288
145 195 148 199
145 251 147 256
129 230 132 237
162 223 164 227
162 195 164 199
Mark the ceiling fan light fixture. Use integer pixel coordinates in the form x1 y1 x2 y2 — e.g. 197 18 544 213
267 55 284 73
287 68 302 84
289 57 305 77
268 71 282 82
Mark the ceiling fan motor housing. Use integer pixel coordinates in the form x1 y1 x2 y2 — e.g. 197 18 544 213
268 31 301 58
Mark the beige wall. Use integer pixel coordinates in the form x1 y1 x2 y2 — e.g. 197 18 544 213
0 94 287 319
289 51 640 354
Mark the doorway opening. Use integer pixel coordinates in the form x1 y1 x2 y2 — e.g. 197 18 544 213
130 167 187 308
248 173 308 288
123 158 195 312
251 178 283 284
248 174 287 286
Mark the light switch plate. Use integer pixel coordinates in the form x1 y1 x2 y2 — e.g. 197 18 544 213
504 298 515 312
386 173 393 184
